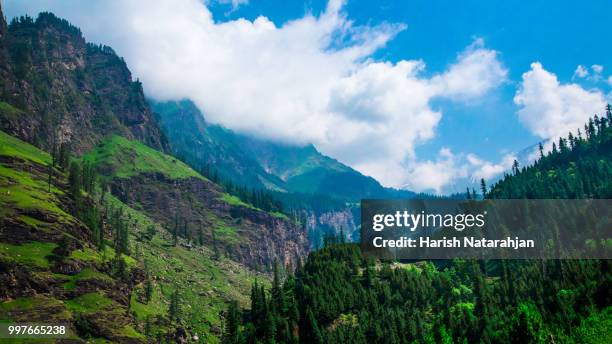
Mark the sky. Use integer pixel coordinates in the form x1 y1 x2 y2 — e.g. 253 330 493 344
5 0 612 194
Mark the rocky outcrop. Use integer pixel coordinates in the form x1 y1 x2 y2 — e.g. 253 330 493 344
109 173 308 270
0 12 168 154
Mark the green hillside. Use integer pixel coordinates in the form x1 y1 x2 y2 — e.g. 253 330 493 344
0 129 270 343
0 130 144 343
83 135 203 181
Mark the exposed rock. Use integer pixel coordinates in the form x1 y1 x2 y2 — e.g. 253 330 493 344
0 12 168 154
109 173 308 270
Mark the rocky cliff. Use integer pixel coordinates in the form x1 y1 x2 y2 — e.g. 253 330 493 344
110 173 308 269
0 10 168 154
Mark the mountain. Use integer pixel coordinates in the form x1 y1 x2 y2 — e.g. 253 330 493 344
0 8 307 342
0 11 168 154
153 100 416 245
152 99 414 201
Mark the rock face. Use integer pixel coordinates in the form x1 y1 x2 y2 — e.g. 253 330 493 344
109 173 309 270
303 207 360 248
0 11 168 154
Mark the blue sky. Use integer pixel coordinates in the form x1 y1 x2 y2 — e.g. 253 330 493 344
5 0 612 194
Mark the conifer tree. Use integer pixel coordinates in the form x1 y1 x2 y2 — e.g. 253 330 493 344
168 289 180 322
68 161 81 198
480 178 487 198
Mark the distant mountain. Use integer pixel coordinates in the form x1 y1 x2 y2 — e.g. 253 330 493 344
152 99 414 202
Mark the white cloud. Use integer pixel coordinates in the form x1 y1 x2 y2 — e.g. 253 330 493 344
468 153 516 181
573 65 588 78
430 38 507 100
403 149 515 194
515 62 607 140
5 0 507 191
403 148 467 194
608 76 612 87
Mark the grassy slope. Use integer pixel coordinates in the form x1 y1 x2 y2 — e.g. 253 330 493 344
87 135 283 219
0 131 142 342
82 135 204 180
0 131 70 222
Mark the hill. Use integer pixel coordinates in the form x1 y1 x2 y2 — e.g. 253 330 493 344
488 105 612 199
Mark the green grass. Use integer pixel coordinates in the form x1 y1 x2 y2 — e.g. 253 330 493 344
65 293 114 313
82 135 204 180
0 297 35 313
220 193 254 209
0 132 71 225
119 325 146 339
219 193 291 222
214 224 240 245
69 246 105 264
0 295 70 324
0 242 57 268
0 166 66 215
69 244 137 269
0 130 50 166
63 268 113 290
270 211 289 220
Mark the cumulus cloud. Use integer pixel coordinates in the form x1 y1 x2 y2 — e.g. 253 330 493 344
430 38 507 100
5 0 507 191
514 62 607 140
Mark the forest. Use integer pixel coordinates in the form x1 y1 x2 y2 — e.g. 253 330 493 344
226 107 612 344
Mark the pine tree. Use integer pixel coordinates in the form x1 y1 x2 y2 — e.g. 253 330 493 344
224 300 241 344
538 142 544 159
480 178 487 198
47 163 53 192
271 260 285 313
512 159 520 175
168 289 180 322
145 278 153 303
68 161 81 198
144 316 152 338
